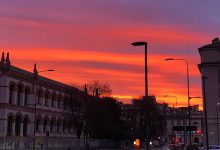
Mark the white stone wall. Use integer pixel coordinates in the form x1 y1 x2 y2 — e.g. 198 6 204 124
199 39 220 145
0 74 78 140
165 110 203 144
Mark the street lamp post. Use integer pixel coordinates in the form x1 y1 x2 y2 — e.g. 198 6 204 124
33 64 54 150
131 41 148 97
165 58 191 149
131 41 149 149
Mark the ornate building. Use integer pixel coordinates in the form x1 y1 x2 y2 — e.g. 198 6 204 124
0 52 85 149
198 38 220 145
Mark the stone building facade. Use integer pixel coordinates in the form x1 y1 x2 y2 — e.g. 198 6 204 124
0 52 86 149
165 105 203 145
198 38 220 145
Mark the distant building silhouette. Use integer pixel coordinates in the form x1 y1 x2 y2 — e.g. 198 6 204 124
121 97 203 146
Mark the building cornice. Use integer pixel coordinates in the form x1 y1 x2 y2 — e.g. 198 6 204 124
0 103 72 118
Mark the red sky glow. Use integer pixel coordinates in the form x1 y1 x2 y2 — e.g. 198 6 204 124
1 0 220 109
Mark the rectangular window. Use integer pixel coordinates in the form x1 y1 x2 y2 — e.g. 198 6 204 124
219 87 220 98
218 70 220 83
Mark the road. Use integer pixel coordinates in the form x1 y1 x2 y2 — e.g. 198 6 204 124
100 145 170 150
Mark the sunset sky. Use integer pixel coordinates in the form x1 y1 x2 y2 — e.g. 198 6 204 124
0 0 220 108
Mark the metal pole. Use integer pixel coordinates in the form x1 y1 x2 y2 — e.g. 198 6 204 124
217 103 219 145
186 60 192 150
175 96 178 126
144 43 150 150
144 44 148 97
202 77 209 150
33 78 37 150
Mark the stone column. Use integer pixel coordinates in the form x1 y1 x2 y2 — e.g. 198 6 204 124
20 122 23 136
40 124 43 135
12 121 15 136
20 92 24 106
54 100 57 109
2 119 7 137
53 124 56 134
13 90 17 105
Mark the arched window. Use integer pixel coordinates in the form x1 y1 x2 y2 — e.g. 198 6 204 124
37 90 42 105
36 118 40 132
24 88 29 106
51 94 55 107
63 97 67 110
17 85 23 105
58 95 61 109
45 92 49 106
15 115 21 136
9 84 15 104
63 121 66 133
68 121 71 133
23 117 28 136
7 116 13 136
57 121 60 133
43 120 47 132
50 120 54 133
67 99 70 111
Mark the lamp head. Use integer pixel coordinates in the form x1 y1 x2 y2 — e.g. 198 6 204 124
47 69 55 72
165 58 174 61
189 96 201 100
131 41 147 46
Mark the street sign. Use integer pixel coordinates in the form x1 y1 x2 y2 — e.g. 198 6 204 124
173 126 197 131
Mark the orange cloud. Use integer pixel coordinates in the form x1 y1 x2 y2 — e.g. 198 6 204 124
7 47 202 108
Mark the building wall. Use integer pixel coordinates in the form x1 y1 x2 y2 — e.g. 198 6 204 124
0 74 77 137
198 38 220 145
0 52 85 149
165 108 203 145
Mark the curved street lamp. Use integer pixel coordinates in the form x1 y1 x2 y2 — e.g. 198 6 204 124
33 65 55 150
165 58 191 148
131 41 148 97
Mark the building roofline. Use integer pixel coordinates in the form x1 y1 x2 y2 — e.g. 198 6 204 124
3 65 83 94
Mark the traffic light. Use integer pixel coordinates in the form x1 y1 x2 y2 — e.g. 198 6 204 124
195 130 202 135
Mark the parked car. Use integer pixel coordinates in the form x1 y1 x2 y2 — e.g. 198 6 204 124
199 145 220 150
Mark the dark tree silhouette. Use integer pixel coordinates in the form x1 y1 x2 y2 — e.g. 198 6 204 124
87 97 129 142
132 96 166 150
69 86 94 139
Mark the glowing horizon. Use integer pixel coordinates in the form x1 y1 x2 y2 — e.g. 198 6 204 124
1 0 219 108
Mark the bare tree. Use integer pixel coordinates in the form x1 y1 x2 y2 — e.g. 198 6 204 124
71 80 112 97
69 86 94 139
